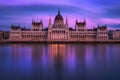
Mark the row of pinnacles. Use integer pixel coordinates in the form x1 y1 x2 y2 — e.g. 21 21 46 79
32 20 43 31
9 9 108 41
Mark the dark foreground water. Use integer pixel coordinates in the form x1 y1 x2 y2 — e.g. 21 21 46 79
0 44 120 80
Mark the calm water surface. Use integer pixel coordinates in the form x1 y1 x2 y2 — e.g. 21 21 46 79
0 44 120 80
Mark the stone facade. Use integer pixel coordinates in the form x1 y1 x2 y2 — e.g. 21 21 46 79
9 10 109 41
110 30 120 40
96 26 108 40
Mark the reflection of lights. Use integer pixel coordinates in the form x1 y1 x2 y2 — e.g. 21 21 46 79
48 44 66 58
52 44 65 57
52 44 58 56
13 44 17 47
59 44 65 55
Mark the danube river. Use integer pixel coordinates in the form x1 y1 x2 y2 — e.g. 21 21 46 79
0 44 120 80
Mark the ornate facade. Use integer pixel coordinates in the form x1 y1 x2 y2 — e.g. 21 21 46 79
9 10 109 41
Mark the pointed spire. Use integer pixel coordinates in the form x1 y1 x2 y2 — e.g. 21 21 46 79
65 16 68 29
84 18 86 25
84 18 86 23
76 19 78 24
32 18 33 22
40 18 42 23
49 16 52 25
66 16 68 25
98 24 99 27
33 18 35 22
58 8 60 15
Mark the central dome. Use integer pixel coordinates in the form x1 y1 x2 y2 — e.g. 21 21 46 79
54 9 63 21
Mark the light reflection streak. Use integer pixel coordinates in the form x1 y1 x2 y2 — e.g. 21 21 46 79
7 44 115 75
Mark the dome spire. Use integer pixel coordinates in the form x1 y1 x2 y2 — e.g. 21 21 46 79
58 8 60 15
54 9 63 21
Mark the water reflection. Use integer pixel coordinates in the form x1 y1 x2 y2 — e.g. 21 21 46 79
0 44 120 80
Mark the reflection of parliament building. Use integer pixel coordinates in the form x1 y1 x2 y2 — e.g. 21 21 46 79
9 10 116 42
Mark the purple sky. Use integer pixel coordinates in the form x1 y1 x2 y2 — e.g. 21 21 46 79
0 0 120 30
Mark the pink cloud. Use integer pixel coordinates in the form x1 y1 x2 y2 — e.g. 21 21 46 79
99 18 120 24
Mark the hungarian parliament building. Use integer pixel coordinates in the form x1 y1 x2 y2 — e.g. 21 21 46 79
9 10 120 42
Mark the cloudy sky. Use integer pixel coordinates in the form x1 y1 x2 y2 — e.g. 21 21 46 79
0 0 120 30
